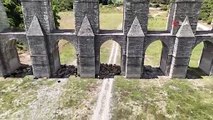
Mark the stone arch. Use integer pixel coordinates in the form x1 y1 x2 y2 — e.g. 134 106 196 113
56 39 77 65
99 39 121 64
1 38 31 75
96 39 123 77
143 39 170 78
49 39 78 78
188 39 213 77
144 39 170 52
144 40 167 66
99 38 124 49
3 39 20 68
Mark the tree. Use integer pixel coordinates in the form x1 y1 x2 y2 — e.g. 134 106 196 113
52 0 61 29
3 0 23 30
199 0 213 24
3 0 61 30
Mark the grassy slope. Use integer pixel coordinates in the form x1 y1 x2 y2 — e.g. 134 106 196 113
56 77 101 119
112 77 213 120
0 77 55 116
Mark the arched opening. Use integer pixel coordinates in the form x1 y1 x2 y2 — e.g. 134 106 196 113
54 39 77 78
99 40 121 79
144 40 166 78
99 3 123 30
3 39 32 77
187 41 213 78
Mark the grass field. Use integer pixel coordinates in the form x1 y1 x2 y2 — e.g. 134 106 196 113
0 77 101 119
112 77 213 120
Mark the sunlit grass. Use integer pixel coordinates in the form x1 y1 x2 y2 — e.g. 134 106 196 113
0 77 55 114
58 40 76 65
145 41 163 66
189 43 204 68
112 77 213 119
56 77 101 119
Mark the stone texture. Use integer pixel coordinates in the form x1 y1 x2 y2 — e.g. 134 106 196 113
0 0 212 78
169 17 195 78
168 0 202 35
77 16 95 78
126 17 145 78
0 0 9 32
26 16 51 77
124 0 149 35
74 0 99 34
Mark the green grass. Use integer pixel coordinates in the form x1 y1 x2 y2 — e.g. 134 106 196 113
189 43 204 68
145 41 163 66
56 77 101 119
148 16 167 31
0 77 55 114
58 40 76 65
112 77 213 120
100 40 114 63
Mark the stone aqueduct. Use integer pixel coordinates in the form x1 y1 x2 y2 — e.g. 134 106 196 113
0 0 212 78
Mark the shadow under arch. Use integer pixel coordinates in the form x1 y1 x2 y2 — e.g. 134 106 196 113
143 40 169 79
98 39 122 79
2 38 32 78
53 39 78 78
187 40 213 79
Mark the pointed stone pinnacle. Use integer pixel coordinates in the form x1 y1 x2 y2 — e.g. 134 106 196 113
27 16 44 36
127 17 144 37
77 15 94 37
176 16 195 38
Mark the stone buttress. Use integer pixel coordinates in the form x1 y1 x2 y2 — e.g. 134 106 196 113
21 0 60 77
126 17 145 78
169 17 195 78
27 16 51 77
77 16 96 78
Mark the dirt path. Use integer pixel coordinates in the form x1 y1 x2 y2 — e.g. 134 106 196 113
92 42 118 120
27 79 68 119
3 79 69 120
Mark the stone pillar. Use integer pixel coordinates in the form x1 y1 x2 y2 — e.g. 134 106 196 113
0 0 8 76
169 17 195 78
168 0 202 35
0 0 9 32
167 2 175 31
160 44 172 75
74 0 99 34
199 42 213 76
20 0 55 33
125 17 145 78
77 16 96 78
21 0 60 75
27 16 51 78
124 0 149 35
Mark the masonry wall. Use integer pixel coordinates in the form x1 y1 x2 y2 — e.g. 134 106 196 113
0 0 212 78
